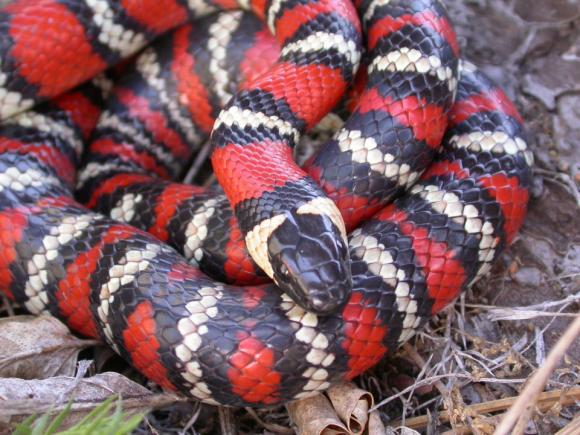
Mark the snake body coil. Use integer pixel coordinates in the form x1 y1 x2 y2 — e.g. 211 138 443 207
0 0 532 406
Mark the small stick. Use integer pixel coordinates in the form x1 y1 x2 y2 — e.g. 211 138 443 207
179 402 201 435
1 294 15 317
403 344 448 397
218 407 238 435
244 408 294 434
494 315 580 435
202 173 217 188
182 140 213 184
556 414 580 435
1 392 187 418
403 343 462 431
372 374 529 411
389 386 580 430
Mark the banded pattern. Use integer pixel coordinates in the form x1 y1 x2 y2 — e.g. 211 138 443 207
0 64 533 405
0 78 107 189
78 13 279 287
90 177 270 285
85 2 460 315
306 0 460 231
0 0 218 120
210 0 362 312
0 0 533 410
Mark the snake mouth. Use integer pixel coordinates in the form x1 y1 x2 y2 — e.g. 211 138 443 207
268 211 352 315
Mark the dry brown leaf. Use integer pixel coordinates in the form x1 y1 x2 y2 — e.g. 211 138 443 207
0 371 184 429
327 382 373 435
287 394 349 435
365 411 386 435
0 315 98 379
385 426 420 435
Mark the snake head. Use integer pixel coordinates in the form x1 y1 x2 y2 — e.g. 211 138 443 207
267 205 352 315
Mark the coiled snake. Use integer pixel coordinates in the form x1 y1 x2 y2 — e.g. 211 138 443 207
0 0 533 406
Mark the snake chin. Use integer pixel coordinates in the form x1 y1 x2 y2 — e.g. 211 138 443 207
268 212 352 315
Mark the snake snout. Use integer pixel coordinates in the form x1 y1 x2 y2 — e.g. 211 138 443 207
304 277 352 315
268 211 352 315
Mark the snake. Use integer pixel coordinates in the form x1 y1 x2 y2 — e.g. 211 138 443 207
0 0 533 407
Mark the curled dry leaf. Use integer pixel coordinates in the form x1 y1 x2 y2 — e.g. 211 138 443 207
365 411 386 435
0 315 98 379
0 372 184 430
385 427 420 435
326 382 374 435
287 394 349 435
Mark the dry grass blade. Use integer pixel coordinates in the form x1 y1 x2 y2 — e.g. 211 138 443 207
372 373 529 412
182 139 213 184
494 314 580 435
219 407 238 435
465 292 580 321
244 408 294 434
388 387 580 431
555 413 580 435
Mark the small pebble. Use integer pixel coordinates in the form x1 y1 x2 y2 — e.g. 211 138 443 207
512 266 543 287
530 175 545 198
557 161 570 172
508 261 519 276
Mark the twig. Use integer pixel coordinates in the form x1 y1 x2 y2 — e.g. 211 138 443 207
399 349 434 421
182 140 213 184
492 311 577 321
535 326 546 367
371 374 529 411
202 173 216 187
518 300 576 357
244 408 294 434
143 416 161 435
1 294 15 317
458 294 468 349
403 344 448 397
2 393 187 417
547 273 580 282
556 413 580 435
218 407 238 435
494 315 580 435
179 402 202 435
534 168 580 206
463 292 580 321
506 28 537 65
389 386 580 430
403 343 460 431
